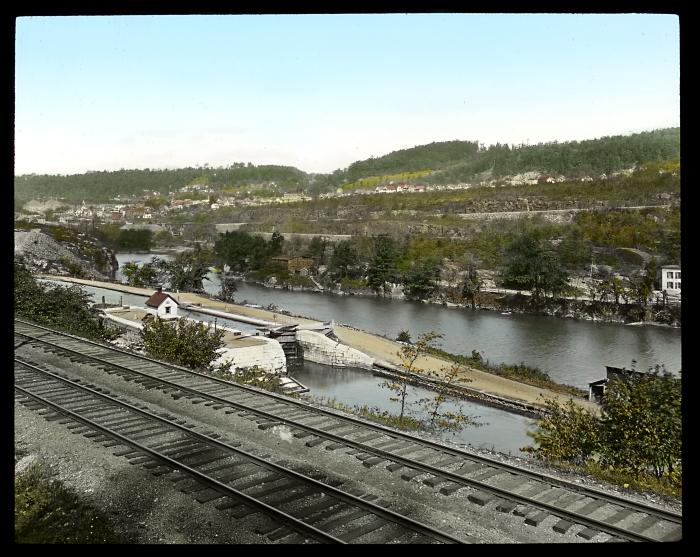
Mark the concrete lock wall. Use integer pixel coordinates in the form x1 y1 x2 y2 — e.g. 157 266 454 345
296 329 374 369
212 336 287 375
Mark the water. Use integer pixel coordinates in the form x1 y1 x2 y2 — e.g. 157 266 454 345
202 274 682 389
296 362 535 455
112 250 681 387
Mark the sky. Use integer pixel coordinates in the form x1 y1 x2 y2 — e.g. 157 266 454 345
14 13 680 176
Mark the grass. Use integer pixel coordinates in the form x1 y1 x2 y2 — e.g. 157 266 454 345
300 395 424 431
15 461 127 544
424 346 588 398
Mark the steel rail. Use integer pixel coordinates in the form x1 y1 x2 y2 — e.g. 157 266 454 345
14 358 464 544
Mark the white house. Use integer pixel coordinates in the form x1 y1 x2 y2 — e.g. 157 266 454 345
661 265 681 293
144 287 180 319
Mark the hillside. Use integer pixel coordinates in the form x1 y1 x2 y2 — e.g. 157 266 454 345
14 127 679 203
329 128 680 187
14 164 309 205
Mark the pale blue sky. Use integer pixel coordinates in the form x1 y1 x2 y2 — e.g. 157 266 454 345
15 14 680 175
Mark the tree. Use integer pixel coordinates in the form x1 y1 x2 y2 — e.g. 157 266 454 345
165 248 211 292
330 240 357 279
14 258 117 341
141 316 225 370
502 234 569 298
307 236 327 266
122 261 157 287
522 367 681 488
600 368 681 479
383 331 443 423
402 258 439 300
461 266 483 309
418 361 476 433
218 273 238 303
384 330 475 432
396 330 412 343
627 259 659 307
522 398 600 465
367 235 399 296
270 231 284 256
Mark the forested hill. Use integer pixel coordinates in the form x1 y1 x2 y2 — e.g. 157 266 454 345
15 128 679 204
14 164 309 204
330 127 680 186
340 140 480 182
429 127 680 184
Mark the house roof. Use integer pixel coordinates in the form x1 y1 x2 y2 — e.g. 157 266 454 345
661 265 681 270
145 291 180 308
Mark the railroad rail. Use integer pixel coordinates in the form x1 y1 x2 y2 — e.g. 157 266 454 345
14 319 682 543
14 359 462 544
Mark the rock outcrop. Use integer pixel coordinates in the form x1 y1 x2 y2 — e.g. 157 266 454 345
14 227 118 280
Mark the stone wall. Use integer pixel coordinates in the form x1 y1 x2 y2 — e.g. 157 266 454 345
212 335 287 375
296 329 374 369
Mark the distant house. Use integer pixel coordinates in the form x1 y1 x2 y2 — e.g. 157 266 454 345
144 287 180 319
271 256 314 275
537 175 555 184
660 265 681 293
111 211 123 223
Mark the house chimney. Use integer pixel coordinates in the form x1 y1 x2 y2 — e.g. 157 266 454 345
157 286 162 293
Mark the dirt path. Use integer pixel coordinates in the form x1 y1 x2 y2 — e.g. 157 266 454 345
39 276 598 413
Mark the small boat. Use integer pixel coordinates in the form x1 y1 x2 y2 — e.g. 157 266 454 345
501 311 512 315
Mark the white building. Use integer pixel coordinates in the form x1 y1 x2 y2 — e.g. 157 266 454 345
144 287 180 319
661 265 681 293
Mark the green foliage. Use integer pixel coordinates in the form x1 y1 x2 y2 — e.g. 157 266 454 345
165 248 212 292
386 330 476 432
523 368 682 491
522 398 600 465
115 229 153 251
306 236 327 265
430 128 680 183
502 233 569 298
402 258 440 300
15 462 126 543
14 259 117 341
366 235 400 295
303 396 424 431
396 330 412 343
424 345 587 398
339 140 479 183
214 230 273 272
141 316 225 370
217 273 238 303
269 231 284 255
14 164 308 204
461 266 483 309
600 369 681 480
329 240 358 279
122 261 158 287
555 227 593 270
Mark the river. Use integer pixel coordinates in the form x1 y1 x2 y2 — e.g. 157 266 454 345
112 252 681 388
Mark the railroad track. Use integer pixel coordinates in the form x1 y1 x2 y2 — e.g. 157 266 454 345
14 319 683 543
14 359 462 544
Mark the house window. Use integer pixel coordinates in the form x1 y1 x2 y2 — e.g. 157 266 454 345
165 306 171 314
676 272 681 279
666 271 673 279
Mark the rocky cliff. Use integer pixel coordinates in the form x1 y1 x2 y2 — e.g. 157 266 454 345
14 227 119 280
